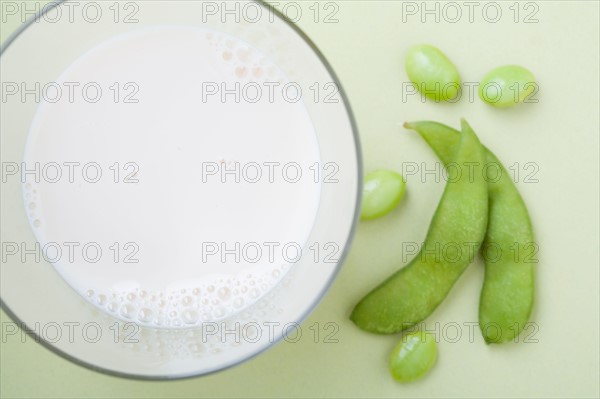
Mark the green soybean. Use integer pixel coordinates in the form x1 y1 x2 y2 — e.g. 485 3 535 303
405 44 461 102
351 120 488 333
479 65 537 108
404 120 535 343
389 331 437 382
361 170 406 220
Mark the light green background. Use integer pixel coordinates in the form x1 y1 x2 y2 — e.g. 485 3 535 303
1 1 599 398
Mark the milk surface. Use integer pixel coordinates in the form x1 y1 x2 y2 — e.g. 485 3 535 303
22 26 321 328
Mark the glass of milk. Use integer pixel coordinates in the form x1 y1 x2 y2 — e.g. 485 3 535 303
0 0 360 378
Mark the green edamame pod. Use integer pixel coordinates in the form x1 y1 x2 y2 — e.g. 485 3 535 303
351 120 488 334
404 120 535 344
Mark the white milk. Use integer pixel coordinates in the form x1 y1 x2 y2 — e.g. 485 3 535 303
22 26 321 328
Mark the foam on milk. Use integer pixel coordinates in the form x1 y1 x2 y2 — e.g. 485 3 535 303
22 26 321 328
